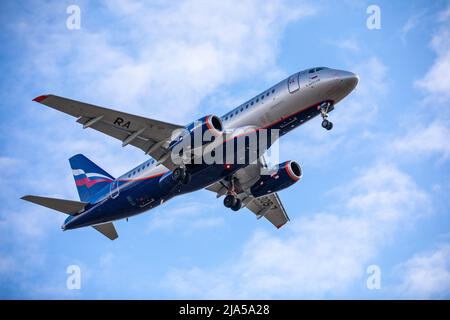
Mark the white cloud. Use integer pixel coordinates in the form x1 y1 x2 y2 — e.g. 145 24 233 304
389 121 450 162
416 5 450 102
439 4 450 21
329 38 360 52
8 210 63 240
394 244 450 299
399 11 426 44
99 252 115 271
19 0 316 123
162 164 430 298
148 198 224 233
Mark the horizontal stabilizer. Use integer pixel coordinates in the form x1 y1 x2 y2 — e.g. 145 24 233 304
21 195 87 215
92 222 118 240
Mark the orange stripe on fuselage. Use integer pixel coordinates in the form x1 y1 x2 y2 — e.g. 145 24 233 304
118 171 168 183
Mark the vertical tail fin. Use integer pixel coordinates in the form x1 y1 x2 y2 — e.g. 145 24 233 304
69 154 114 202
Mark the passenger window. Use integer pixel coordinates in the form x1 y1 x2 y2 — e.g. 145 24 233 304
272 89 275 93
256 98 259 103
266 92 269 97
240 107 243 112
251 101 254 105
261 95 264 100
245 105 248 109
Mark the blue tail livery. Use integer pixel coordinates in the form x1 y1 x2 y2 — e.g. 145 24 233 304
69 154 114 202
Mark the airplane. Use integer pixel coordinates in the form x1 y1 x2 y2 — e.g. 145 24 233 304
22 67 358 240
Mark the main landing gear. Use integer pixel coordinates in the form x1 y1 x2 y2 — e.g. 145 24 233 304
320 102 334 131
172 166 191 184
223 177 242 211
224 194 242 211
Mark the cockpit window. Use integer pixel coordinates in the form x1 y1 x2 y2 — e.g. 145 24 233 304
308 67 325 73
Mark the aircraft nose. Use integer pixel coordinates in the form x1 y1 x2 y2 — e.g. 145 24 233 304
337 70 359 91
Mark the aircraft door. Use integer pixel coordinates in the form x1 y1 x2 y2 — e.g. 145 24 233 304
110 179 120 199
288 73 300 93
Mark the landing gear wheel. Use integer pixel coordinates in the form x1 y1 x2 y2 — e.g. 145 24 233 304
172 167 186 182
230 198 242 211
320 102 334 131
321 118 333 130
224 194 237 208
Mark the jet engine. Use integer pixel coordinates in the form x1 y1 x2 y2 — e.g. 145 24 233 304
169 115 223 161
250 161 302 197
169 115 223 149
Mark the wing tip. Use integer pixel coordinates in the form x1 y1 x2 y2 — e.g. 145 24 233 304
276 222 287 229
32 94 50 103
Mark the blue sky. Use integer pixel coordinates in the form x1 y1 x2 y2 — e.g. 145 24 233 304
1 0 450 299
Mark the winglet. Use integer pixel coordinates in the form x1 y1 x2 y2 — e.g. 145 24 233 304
33 95 49 102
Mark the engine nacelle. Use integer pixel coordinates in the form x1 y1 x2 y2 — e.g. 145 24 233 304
250 161 302 197
169 115 223 157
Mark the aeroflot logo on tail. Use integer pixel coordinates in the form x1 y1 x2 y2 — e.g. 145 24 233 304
72 169 113 188
169 121 280 170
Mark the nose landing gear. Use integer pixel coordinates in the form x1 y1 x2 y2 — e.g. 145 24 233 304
320 102 334 131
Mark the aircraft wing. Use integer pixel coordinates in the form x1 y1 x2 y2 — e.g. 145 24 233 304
33 94 183 169
205 159 290 229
